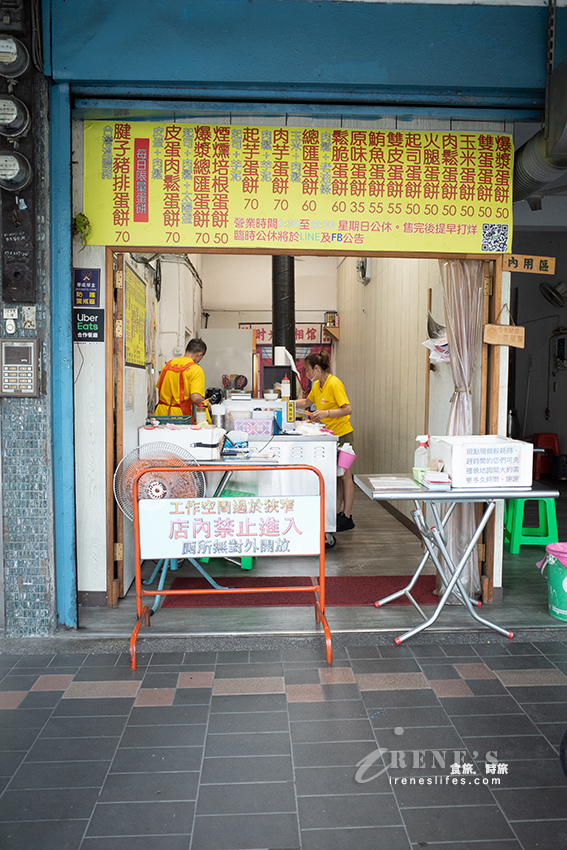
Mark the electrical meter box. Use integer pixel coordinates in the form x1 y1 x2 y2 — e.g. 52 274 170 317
0 338 39 397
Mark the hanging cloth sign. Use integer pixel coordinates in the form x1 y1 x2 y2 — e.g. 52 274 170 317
84 121 513 255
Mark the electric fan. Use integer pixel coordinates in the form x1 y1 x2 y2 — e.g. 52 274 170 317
113 441 205 521
113 442 228 612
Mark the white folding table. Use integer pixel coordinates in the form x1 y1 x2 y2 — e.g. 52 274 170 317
354 475 560 644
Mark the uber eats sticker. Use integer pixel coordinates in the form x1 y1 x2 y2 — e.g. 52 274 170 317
73 308 105 342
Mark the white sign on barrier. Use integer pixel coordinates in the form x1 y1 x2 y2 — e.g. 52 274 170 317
139 495 321 560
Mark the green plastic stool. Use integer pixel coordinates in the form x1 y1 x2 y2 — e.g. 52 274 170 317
504 498 559 554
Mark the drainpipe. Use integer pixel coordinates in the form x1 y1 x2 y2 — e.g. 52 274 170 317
513 22 567 204
272 255 296 386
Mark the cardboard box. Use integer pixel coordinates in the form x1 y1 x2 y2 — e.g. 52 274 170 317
139 426 224 460
428 435 533 488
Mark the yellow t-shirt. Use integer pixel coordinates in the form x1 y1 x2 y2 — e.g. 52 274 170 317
155 357 205 417
308 374 353 437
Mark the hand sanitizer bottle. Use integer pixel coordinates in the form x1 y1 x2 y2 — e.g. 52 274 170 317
414 436 429 469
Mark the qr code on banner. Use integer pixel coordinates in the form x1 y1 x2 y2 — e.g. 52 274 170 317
482 223 509 252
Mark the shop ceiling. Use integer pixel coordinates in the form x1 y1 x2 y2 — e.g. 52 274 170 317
48 1 567 122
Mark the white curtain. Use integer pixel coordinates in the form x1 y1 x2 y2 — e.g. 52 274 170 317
437 259 484 600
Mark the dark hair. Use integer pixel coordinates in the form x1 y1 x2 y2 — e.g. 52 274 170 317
186 338 207 356
304 350 330 372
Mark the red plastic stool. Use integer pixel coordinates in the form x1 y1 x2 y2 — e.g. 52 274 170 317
534 433 560 479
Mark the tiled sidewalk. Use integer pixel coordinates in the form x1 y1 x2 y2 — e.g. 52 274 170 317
2 640 567 849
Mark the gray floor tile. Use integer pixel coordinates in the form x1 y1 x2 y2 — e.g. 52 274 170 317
83 837 190 850
0 727 40 752
320 684 361 700
52 698 135 716
301 826 411 850
493 785 567 820
296 764 391 795
402 803 515 844
537 722 567 749
9 760 111 790
191 812 299 849
523 701 567 724
465 679 509 696
136 672 180 688
461 733 558 761
81 654 121 667
110 746 203 773
24 736 119 763
373 725 465 752
196 780 296 815
0 750 26 777
0 787 99 821
288 700 367 721
0 708 52 728
205 731 291 757
129 704 209 725
362 688 440 709
284 667 322 685
440 695 525 716
86 801 195 836
507 684 567 703
249 649 283 662
148 652 185 666
290 718 374 743
210 693 287 713
100 771 199 802
485 655 556 670
512 818 567 850
200 754 293 784
293 741 375 768
17 691 65 709
172 688 212 705
120 723 206 748
182 651 217 665
0 819 87 850
450 713 539 738
207 710 289 734
214 662 284 678
350 658 421 674
298 792 401 828
13 654 55 668
39 715 127 739
368 705 450 729
418 663 462 679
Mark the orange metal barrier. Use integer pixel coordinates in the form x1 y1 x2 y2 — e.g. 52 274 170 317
129 463 332 668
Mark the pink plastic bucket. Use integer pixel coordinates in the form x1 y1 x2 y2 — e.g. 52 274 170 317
337 448 356 470
536 542 567 570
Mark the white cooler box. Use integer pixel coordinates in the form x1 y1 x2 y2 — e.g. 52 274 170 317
139 425 224 460
428 435 533 489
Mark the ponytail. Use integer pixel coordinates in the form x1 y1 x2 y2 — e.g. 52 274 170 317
304 350 330 372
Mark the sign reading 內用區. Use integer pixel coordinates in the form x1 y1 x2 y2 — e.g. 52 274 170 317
502 254 555 274
84 122 513 255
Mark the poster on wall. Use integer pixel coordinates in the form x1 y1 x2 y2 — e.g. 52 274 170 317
84 122 513 255
124 263 146 368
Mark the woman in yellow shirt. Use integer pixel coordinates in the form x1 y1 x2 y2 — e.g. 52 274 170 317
296 351 355 531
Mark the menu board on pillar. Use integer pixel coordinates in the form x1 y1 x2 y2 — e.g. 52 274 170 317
84 122 513 254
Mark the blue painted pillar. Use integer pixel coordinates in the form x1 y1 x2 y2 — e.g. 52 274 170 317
49 82 78 628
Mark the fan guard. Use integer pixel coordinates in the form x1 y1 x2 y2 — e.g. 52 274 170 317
113 442 206 521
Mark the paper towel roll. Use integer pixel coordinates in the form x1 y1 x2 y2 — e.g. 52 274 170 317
274 346 300 376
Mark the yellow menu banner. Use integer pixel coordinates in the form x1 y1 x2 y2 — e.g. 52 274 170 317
84 122 513 254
